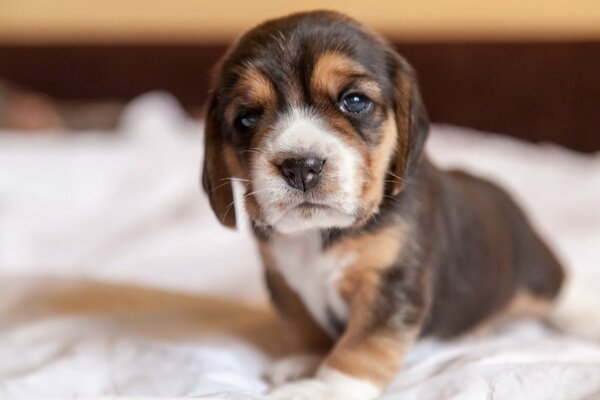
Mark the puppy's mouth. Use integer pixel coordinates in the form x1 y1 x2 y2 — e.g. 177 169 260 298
295 202 331 211
268 198 358 234
291 201 336 219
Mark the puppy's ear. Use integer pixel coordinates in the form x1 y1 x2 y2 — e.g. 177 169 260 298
388 51 430 195
201 91 237 228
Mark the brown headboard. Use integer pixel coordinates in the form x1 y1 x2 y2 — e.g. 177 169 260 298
0 42 598 152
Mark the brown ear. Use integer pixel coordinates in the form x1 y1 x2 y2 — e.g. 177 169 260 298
388 52 430 195
201 92 237 228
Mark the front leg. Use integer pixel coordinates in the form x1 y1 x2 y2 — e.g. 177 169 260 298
270 269 425 400
264 267 333 385
270 330 417 400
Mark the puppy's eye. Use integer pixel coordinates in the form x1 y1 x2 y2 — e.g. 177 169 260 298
234 111 260 133
340 93 371 114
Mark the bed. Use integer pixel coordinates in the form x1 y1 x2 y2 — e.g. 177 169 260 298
1 92 599 399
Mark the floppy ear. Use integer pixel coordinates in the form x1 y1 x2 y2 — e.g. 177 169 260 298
201 92 237 228
388 52 430 195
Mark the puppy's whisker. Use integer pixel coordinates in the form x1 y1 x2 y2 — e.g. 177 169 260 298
220 177 251 183
243 189 269 199
386 171 405 182
222 199 237 221
212 180 245 192
241 148 263 155
221 188 269 219
383 194 400 204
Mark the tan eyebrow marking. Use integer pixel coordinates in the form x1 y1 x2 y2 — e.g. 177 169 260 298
237 67 277 107
225 67 277 123
311 52 382 102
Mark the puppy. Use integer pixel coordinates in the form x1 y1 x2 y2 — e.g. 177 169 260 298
202 11 570 400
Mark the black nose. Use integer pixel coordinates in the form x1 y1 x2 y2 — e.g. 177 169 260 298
279 157 325 191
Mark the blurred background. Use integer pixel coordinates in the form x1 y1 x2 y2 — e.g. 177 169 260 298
2 2 600 398
1 0 600 150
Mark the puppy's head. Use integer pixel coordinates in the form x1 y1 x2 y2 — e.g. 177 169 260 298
202 11 429 234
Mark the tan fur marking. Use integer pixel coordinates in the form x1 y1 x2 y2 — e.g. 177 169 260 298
333 226 405 372
504 290 553 318
224 67 277 125
320 225 409 386
332 225 404 303
361 115 399 212
259 242 333 354
238 67 277 108
312 52 366 96
312 52 382 104
325 328 416 386
469 290 554 337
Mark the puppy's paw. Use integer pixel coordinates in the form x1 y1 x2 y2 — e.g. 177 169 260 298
551 277 600 341
269 378 330 400
265 353 321 385
268 368 381 400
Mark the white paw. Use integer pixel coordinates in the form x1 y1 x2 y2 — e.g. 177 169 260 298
268 368 381 400
551 277 600 341
269 378 331 400
265 353 321 385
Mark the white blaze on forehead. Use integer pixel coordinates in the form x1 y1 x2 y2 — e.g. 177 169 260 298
251 108 363 232
271 108 351 157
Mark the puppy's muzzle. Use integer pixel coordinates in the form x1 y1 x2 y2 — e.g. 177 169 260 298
279 157 326 192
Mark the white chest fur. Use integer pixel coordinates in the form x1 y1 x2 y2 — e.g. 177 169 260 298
270 230 355 337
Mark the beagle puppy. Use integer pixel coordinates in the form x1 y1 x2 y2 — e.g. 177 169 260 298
202 10 566 400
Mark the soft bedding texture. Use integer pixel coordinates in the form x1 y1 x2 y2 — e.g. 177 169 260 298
1 93 599 399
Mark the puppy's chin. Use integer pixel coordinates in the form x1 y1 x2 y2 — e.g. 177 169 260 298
273 206 356 234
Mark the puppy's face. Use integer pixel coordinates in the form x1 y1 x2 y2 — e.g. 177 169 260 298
203 11 429 233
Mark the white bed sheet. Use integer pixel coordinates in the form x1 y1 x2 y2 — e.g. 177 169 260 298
1 93 599 399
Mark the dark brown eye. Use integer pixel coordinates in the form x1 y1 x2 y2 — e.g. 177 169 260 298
340 93 371 114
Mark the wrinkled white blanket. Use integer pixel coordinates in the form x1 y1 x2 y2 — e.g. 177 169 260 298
1 93 599 399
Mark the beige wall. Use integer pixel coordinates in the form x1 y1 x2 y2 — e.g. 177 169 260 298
1 0 600 44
